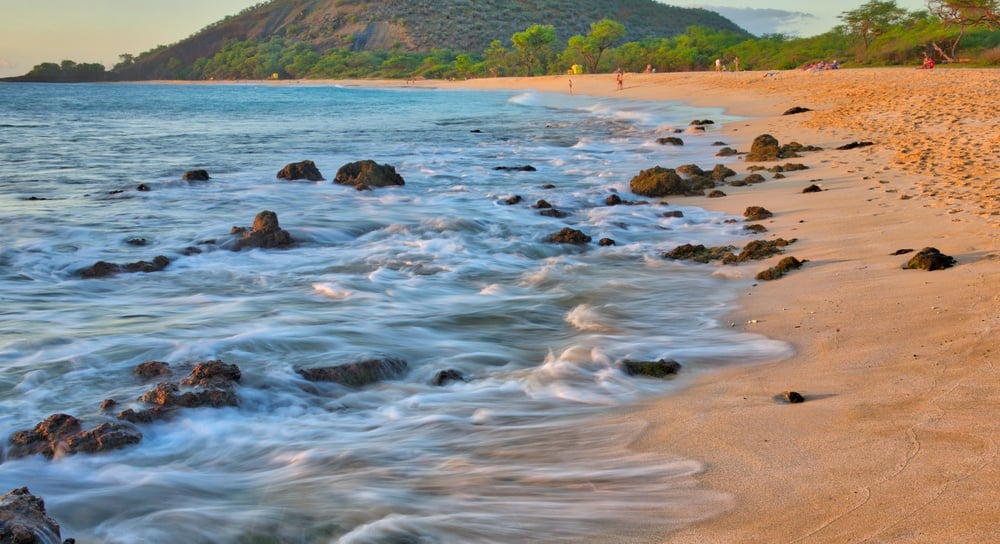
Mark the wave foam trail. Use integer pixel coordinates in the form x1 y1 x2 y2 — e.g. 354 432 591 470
0 83 787 543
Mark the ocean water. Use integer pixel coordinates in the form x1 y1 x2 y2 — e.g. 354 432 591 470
0 82 790 543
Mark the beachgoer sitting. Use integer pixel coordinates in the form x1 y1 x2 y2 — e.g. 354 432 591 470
921 54 935 69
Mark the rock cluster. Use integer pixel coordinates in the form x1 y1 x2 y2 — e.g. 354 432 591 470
744 134 822 161
663 238 796 265
6 414 141 460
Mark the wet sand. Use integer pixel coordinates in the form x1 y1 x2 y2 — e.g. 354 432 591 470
417 69 999 542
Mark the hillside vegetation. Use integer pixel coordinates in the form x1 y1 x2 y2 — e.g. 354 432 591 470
9 0 1000 82
113 0 745 80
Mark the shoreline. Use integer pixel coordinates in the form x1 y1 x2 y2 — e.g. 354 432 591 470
419 70 999 541
49 71 997 540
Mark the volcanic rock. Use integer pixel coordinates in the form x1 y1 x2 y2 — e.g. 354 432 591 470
782 106 812 115
430 369 465 386
277 160 324 181
546 228 591 244
743 206 773 220
231 210 293 250
755 256 804 281
745 134 781 161
0 487 64 544
902 247 956 271
334 160 405 189
182 169 210 181
297 357 409 387
621 359 682 378
836 141 874 150
656 136 683 146
494 165 536 172
7 414 141 459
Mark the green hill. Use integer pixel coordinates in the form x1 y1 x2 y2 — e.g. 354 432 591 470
116 0 748 79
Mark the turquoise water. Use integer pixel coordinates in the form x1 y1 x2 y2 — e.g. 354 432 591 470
0 82 789 543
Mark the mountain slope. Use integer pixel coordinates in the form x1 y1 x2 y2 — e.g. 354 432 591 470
118 0 747 79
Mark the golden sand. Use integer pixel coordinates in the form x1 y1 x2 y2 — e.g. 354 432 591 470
411 69 999 542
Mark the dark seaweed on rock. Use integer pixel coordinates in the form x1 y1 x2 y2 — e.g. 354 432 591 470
755 256 804 281
629 166 713 197
744 206 773 220
782 106 812 115
664 238 796 264
902 247 956 271
836 141 874 150
621 359 682 378
662 243 737 264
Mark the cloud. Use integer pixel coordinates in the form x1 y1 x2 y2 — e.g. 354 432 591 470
0 58 20 78
701 6 818 37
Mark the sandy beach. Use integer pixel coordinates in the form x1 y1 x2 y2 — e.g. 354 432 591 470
410 69 999 542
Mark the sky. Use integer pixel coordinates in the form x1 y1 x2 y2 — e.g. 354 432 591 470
0 0 932 78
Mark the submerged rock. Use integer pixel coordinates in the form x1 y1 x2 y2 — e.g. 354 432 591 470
182 169 210 181
656 136 683 146
430 369 465 386
621 359 682 378
662 243 736 264
297 357 409 387
79 255 169 278
134 361 172 381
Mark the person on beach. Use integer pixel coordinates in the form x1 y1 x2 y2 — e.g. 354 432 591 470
921 53 935 69
733 56 739 71
715 58 722 72
568 78 573 94
616 71 623 90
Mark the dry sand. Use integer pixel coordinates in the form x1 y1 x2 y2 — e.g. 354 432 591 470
409 69 999 542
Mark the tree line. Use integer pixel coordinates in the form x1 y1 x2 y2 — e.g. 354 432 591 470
11 1 1000 82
